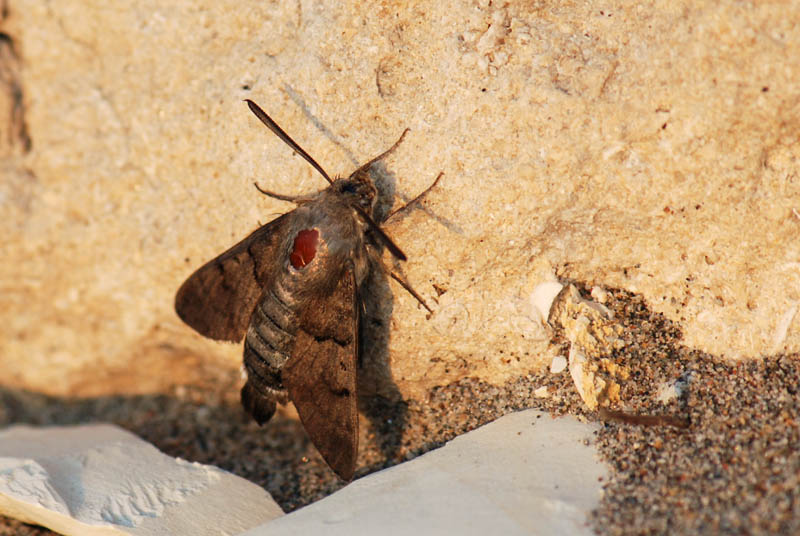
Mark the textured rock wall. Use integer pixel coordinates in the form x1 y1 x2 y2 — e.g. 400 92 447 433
1 1 798 400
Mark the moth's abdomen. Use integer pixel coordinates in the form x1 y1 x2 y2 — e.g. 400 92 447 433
241 280 298 424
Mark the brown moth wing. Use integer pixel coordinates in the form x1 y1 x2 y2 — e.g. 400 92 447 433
175 213 292 342
282 266 359 481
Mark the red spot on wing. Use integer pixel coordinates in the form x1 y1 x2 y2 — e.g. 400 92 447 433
290 229 319 269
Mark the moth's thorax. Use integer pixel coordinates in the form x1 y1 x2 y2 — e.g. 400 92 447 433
332 169 378 214
275 194 370 304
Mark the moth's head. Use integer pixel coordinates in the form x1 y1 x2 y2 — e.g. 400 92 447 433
336 169 378 213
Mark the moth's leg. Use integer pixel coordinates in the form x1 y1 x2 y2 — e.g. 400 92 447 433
355 205 406 261
351 128 410 177
253 182 314 204
386 171 443 222
365 245 431 312
389 270 432 313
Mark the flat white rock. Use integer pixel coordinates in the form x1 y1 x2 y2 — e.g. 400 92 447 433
0 424 283 536
247 410 606 536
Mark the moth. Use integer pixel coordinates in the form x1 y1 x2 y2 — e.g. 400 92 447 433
175 100 439 481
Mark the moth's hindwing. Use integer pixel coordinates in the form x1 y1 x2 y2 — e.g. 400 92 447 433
174 213 292 342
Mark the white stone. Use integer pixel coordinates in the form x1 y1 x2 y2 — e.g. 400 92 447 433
771 302 799 354
656 373 693 405
550 355 568 374
0 424 283 536
530 281 566 325
656 382 680 404
590 286 608 304
568 346 597 410
245 410 606 536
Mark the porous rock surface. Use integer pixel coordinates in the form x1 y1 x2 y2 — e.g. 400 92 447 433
1 1 797 402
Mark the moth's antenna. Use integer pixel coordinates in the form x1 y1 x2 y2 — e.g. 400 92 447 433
245 99 334 185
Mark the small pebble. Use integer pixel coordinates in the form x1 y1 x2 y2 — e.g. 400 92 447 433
550 355 568 374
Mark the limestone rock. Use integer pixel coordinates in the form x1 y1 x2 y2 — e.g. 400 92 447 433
1 1 798 402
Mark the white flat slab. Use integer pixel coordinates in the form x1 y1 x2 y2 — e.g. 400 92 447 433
246 410 606 536
0 424 283 536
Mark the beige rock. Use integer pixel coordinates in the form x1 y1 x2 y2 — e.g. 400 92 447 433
549 284 628 410
1 1 799 402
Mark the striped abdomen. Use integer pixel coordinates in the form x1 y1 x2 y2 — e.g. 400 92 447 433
240 277 298 424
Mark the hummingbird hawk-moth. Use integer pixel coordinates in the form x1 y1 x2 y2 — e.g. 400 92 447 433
175 100 438 481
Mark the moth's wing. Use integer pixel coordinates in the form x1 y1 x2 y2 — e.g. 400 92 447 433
283 265 359 481
175 213 291 342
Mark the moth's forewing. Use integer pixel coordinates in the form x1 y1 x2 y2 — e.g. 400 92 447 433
282 266 359 481
175 213 292 342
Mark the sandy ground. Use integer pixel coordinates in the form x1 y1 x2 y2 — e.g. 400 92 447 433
1 287 798 535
